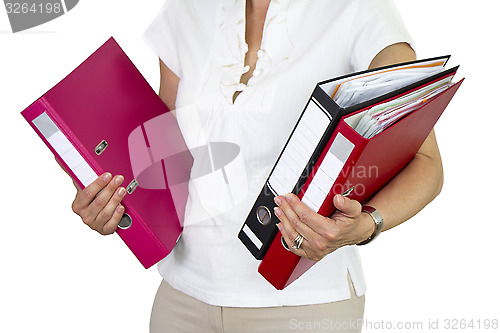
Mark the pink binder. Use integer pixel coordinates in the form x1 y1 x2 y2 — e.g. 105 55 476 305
21 37 191 268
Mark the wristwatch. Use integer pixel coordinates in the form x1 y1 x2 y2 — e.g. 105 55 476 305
357 205 384 245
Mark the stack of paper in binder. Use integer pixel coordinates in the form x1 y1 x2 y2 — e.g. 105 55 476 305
238 56 464 289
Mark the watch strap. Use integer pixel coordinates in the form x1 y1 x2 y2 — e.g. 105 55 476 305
358 205 384 245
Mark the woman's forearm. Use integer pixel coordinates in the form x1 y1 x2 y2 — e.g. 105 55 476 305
363 43 444 232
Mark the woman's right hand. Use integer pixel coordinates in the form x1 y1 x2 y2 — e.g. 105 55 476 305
71 172 127 235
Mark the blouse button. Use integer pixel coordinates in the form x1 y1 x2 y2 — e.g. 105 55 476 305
256 49 265 58
236 83 247 91
242 65 250 74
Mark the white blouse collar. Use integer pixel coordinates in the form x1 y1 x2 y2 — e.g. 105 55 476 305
218 0 294 103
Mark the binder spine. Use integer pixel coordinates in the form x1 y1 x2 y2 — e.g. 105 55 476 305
258 230 300 289
316 122 367 216
299 127 358 213
259 124 362 290
238 185 278 260
22 98 99 189
115 200 170 269
239 88 339 260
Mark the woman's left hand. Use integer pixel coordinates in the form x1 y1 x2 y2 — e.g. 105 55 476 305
274 193 375 261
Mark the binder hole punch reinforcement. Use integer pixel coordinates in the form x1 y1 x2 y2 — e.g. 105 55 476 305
94 140 108 155
118 213 132 229
126 179 138 194
256 206 272 225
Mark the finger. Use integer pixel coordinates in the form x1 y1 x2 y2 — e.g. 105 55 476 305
273 206 298 249
72 172 112 213
276 220 306 256
283 193 331 234
93 186 127 231
101 204 126 235
276 221 323 260
333 195 362 218
278 195 336 261
72 179 82 192
86 175 125 220
274 195 316 240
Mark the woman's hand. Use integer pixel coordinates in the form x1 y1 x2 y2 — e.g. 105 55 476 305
274 193 375 261
71 172 127 235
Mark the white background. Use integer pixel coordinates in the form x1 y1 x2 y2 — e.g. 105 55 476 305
0 1 498 332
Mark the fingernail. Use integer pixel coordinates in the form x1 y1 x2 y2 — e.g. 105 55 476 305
117 205 124 213
285 193 292 202
274 196 282 206
274 207 282 217
115 175 124 185
103 173 112 181
118 187 126 196
336 194 344 205
276 223 283 231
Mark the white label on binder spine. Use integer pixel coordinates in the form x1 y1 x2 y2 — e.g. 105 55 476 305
242 224 263 250
268 100 331 196
302 133 355 211
33 112 98 187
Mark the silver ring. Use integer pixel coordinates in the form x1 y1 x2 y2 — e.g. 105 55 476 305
292 234 304 250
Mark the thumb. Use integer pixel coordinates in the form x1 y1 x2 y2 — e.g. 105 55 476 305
333 194 362 218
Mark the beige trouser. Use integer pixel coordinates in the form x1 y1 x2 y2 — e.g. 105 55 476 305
150 277 365 333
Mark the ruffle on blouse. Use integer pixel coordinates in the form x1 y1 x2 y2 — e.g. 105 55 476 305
218 0 294 103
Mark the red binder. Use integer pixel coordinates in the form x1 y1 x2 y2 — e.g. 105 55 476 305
238 56 453 260
21 37 191 268
258 72 464 289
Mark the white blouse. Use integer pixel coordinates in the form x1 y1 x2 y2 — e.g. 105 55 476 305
143 0 413 307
